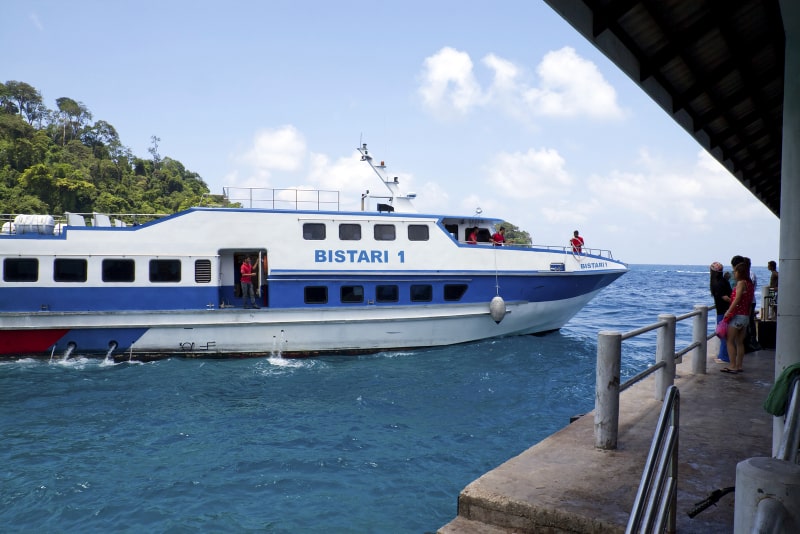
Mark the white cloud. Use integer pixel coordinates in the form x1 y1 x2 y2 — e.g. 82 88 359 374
486 147 572 199
306 151 377 211
418 47 483 117
418 46 623 122
237 126 307 185
524 47 623 119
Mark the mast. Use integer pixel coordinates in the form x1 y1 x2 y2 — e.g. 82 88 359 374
357 143 417 213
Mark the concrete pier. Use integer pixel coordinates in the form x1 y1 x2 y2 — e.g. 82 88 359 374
439 339 775 533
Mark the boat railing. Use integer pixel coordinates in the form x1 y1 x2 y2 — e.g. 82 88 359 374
460 240 616 259
222 186 340 211
0 212 169 234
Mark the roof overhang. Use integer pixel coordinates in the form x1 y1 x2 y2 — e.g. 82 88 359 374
544 0 785 217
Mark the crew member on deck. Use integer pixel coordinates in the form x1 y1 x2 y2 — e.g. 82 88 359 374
467 227 478 244
570 230 584 253
240 256 260 309
492 226 505 246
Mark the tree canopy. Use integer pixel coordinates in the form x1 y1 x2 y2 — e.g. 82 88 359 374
0 80 220 216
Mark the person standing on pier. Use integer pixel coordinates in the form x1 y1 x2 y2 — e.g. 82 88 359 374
723 261 754 373
768 260 779 289
709 262 731 363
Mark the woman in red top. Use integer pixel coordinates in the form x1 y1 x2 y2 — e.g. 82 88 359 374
722 262 754 373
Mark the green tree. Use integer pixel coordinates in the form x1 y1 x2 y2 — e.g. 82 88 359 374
495 221 532 245
55 97 92 145
1 81 210 217
2 81 44 124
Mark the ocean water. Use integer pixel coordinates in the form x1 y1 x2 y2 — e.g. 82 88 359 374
0 264 769 533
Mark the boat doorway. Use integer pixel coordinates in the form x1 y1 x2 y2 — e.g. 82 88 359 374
221 249 268 308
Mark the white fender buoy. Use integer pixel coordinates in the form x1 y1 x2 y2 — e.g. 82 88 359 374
489 295 506 324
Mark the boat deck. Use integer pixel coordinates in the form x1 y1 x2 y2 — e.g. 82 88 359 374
439 337 775 533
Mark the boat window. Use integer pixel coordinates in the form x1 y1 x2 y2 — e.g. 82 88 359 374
444 284 468 301
149 259 181 283
477 229 492 243
550 263 566 272
3 258 38 282
339 223 361 240
303 223 326 240
408 224 429 241
54 258 87 282
410 284 432 302
374 224 396 241
195 259 212 283
376 284 398 302
341 285 364 303
304 286 328 304
102 259 135 282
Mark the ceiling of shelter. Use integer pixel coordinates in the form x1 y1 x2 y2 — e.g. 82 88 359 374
544 0 785 217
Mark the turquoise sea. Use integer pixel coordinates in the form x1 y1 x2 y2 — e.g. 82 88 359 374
0 264 770 532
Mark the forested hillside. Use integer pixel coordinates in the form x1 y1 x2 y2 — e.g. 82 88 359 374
0 80 216 216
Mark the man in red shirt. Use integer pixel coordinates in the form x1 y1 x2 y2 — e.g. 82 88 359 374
570 230 584 253
491 226 505 246
240 256 259 309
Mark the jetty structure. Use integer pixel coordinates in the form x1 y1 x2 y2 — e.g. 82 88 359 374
441 1 800 531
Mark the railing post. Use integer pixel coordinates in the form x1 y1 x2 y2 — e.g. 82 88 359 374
692 304 708 375
595 330 622 449
655 314 676 401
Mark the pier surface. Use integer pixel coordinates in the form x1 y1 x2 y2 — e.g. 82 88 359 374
439 341 775 533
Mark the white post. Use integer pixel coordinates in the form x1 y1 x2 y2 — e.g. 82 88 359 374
595 330 621 450
655 314 676 400
775 0 800 454
692 305 708 375
734 457 800 533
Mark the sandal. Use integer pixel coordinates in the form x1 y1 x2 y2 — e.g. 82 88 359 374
720 368 736 374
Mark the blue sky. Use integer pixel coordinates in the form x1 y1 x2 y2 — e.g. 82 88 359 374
3 1 780 266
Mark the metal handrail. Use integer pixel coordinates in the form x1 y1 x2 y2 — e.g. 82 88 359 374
626 385 680 534
751 377 800 532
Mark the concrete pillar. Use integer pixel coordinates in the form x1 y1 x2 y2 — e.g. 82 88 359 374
595 330 621 449
655 314 676 400
775 0 800 455
734 457 800 533
692 304 708 375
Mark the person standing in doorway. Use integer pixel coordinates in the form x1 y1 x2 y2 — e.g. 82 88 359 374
240 256 259 309
570 230 584 253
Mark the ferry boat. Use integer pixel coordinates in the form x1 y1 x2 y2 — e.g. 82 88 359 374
0 144 626 360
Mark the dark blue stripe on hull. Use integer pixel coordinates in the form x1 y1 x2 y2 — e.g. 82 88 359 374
0 271 623 312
